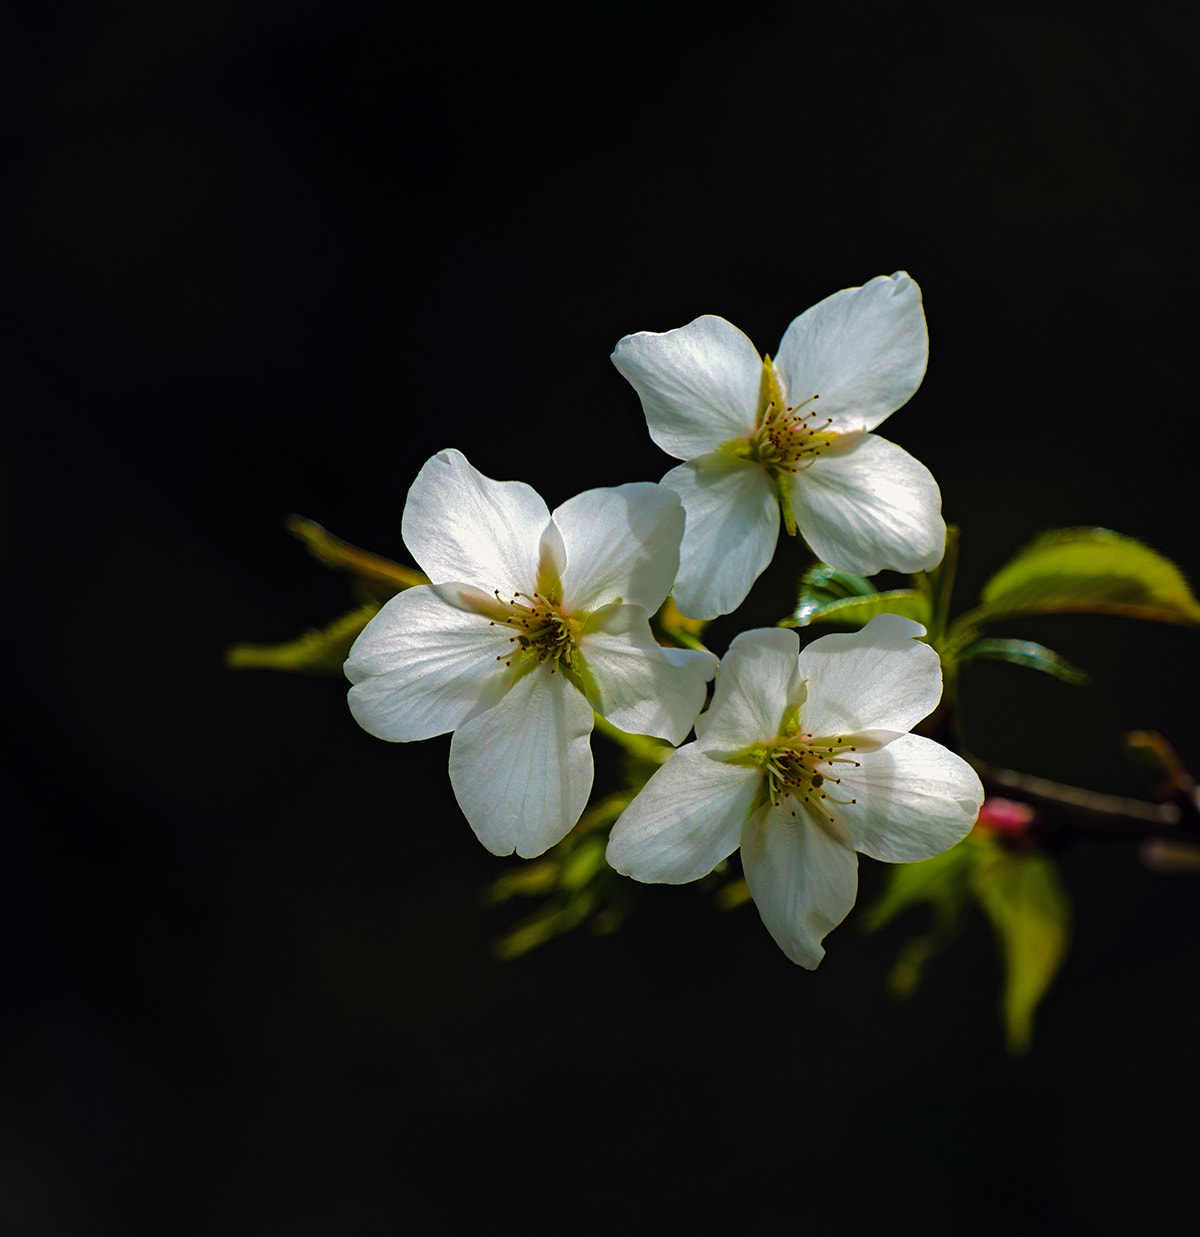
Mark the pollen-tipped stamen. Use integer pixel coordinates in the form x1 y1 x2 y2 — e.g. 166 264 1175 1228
753 394 835 474
489 588 577 672
764 733 862 822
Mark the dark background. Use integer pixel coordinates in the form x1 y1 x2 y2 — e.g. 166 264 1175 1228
4 2 1200 1233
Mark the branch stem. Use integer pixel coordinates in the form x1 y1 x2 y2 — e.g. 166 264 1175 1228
967 753 1200 845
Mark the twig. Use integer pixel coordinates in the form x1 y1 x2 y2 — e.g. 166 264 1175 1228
967 753 1200 847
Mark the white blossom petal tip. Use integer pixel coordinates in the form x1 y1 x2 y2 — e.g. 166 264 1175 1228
611 614 980 966
347 450 699 856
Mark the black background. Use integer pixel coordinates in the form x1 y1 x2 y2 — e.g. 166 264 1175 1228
4 2 1200 1233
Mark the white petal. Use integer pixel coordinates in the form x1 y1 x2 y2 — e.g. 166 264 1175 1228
401 449 548 593
835 733 984 862
661 455 779 620
740 805 859 968
794 434 945 576
345 584 511 741
798 613 942 737
774 272 927 435
448 663 594 858
612 315 762 459
606 746 762 884
578 606 716 744
536 518 568 593
694 627 805 753
552 483 683 614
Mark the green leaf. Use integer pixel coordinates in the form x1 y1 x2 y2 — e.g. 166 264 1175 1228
786 561 931 628
790 562 877 617
976 527 1200 625
287 515 428 601
491 889 600 961
787 562 933 629
861 841 976 998
958 637 1091 686
883 896 970 1000
970 846 1071 1055
785 589 931 630
485 794 632 959
225 601 379 676
866 830 1072 1051
860 839 976 932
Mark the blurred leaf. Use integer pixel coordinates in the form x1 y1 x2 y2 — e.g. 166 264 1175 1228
866 826 1071 1053
975 527 1200 625
485 860 561 904
492 889 601 961
1122 729 1193 801
958 637 1091 686
652 595 712 651
715 876 753 910
883 894 970 1000
862 841 976 997
487 795 631 959
288 515 428 601
970 846 1071 1056
860 839 976 932
225 601 379 676
560 834 608 891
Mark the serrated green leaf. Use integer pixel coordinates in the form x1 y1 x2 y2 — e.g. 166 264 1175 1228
959 637 1091 685
976 527 1200 625
225 601 380 676
970 847 1071 1055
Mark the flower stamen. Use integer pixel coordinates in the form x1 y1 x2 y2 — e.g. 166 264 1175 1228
753 395 837 474
764 732 861 822
489 589 577 672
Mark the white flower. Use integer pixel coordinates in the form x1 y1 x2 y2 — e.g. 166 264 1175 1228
606 614 983 967
345 449 717 858
611 272 946 619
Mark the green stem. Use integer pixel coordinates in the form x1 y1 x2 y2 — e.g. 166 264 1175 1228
655 625 709 652
774 471 799 537
931 524 959 640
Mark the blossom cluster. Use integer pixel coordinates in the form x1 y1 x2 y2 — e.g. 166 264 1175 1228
346 273 984 966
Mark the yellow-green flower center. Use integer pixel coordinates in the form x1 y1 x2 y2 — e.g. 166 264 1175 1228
747 355 838 476
762 732 862 822
751 394 836 474
716 355 843 537
490 590 579 672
